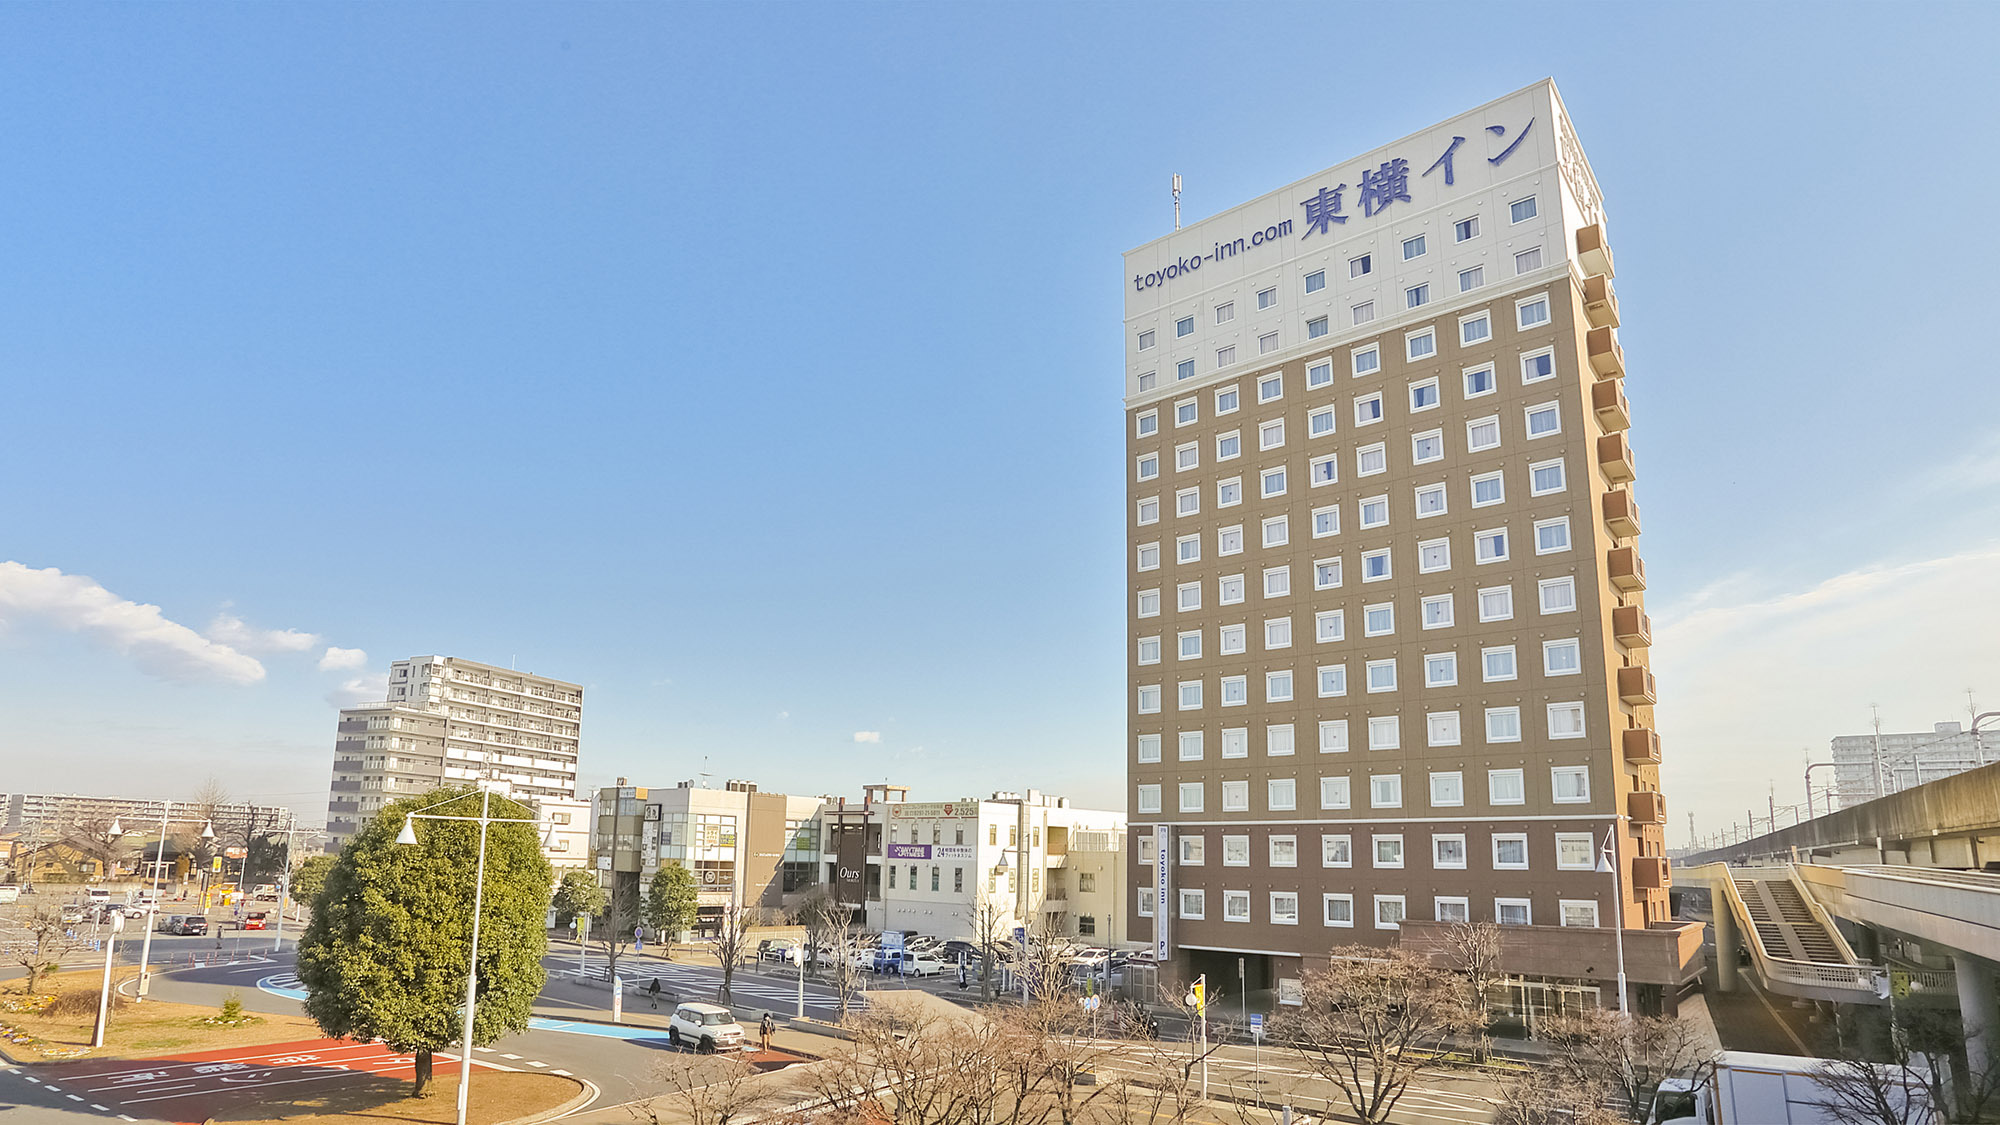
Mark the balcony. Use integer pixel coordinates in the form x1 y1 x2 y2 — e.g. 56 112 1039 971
1628 790 1668 824
1622 727 1662 764
1602 489 1642 537
1632 856 1670 889
1608 545 1647 591
1583 273 1621 328
1613 605 1652 648
1576 223 1616 278
1618 665 1658 705
1597 433 1636 483
1587 326 1625 380
1592 380 1631 433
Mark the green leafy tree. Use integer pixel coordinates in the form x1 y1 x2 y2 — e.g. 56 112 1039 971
552 869 607 927
295 787 554 1098
289 854 336 906
643 862 699 958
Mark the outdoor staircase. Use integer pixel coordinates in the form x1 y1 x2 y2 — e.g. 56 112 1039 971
1733 875 1847 964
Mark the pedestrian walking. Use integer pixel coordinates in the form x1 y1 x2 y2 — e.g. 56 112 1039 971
648 978 661 1009
956 958 967 990
759 1012 776 1053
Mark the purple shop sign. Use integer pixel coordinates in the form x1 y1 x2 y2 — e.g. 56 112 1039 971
887 844 931 859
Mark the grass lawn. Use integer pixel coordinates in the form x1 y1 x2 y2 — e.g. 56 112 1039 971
0 967 324 1060
207 1071 582 1124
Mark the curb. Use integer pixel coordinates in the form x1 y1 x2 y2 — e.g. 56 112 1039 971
497 1074 596 1124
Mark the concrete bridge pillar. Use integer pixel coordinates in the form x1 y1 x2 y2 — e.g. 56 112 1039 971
1711 875 1739 993
1954 952 1999 1099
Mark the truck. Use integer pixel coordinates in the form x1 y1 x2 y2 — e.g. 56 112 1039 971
1649 1050 1934 1125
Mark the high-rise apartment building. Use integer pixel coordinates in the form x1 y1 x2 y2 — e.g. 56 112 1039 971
1125 80 1677 1009
324 655 583 853
1833 720 1995 807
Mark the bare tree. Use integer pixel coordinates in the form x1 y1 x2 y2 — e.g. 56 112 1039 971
1440 920 1503 1059
178 777 230 883
1496 1064 1626 1125
1536 1008 1717 1125
62 816 136 881
626 1053 765 1125
3 907 87 992
1267 946 1475 1125
963 888 1015 1002
596 879 642 995
818 915 867 1021
795 999 1006 1125
793 886 845 982
1813 1007 1988 1125
709 903 760 1006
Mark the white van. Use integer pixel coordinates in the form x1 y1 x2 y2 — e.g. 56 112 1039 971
0 886 19 904
85 887 111 903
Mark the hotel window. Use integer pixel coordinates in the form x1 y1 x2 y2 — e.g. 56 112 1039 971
1178 631 1203 661
1223 891 1251 922
1260 420 1285 451
1478 586 1513 622
1217 345 1237 367
1177 359 1195 381
1308 406 1336 437
1535 517 1571 555
1353 344 1381 376
1412 430 1444 463
1424 652 1457 687
1310 458 1339 492
1362 547 1391 581
1138 589 1161 617
1137 543 1160 571
1434 834 1468 869
1175 443 1199 471
1175 400 1197 428
1486 706 1522 743
1258 373 1283 402
1223 835 1250 866
1359 495 1389 528
1178 680 1202 710
1320 775 1351 809
1420 592 1453 627
1221 780 1249 811
1460 312 1492 347
1475 528 1509 564
1315 609 1345 643
1325 893 1355 925
1257 334 1277 356
1352 301 1375 325
1314 557 1343 590
1511 196 1538 223
1176 489 1200 517
1402 234 1427 260
1177 535 1200 564
1268 723 1295 756
1370 775 1403 809
1216 431 1241 460
1415 485 1448 520
1136 409 1158 436
1319 720 1349 753
1261 468 1287 499
1176 315 1195 338
1139 371 1157 391
1515 248 1545 276
1137 636 1161 665
1350 253 1372 278
1317 664 1348 697
1268 779 1297 811
1525 402 1561 438
1308 359 1334 389
1407 328 1436 360
1436 897 1471 924
1215 301 1235 324
1467 416 1501 451
1364 601 1394 636
1307 316 1329 340
1545 639 1582 678
1179 889 1205 918
1178 783 1205 813
1561 901 1601 928
1493 835 1529 871
1266 670 1294 701
1355 392 1384 426
1215 481 1241 512
1430 772 1465 808
1427 710 1462 746
1459 265 1484 292
1357 443 1388 476
1367 715 1400 750
1257 286 1277 310
1138 329 1156 351
1550 706 1588 744
1271 892 1300 925
1489 769 1526 805
1496 898 1533 926
1557 834 1596 871
1530 459 1566 495
1406 284 1431 310
1482 644 1518 681
1137 785 1161 812
1137 454 1160 481
1366 658 1397 693
1522 349 1556 383
1305 269 1326 294
1137 498 1159 525
1217 526 1242 555
1540 576 1577 614
1454 216 1478 242
1136 734 1160 762
1262 515 1290 547
1215 385 1241 414
1219 624 1246 655
1221 675 1248 705
1470 471 1504 507
1373 832 1405 866
1264 569 1290 600
1219 574 1245 603
1410 378 1441 411
1464 364 1495 397
1264 616 1292 648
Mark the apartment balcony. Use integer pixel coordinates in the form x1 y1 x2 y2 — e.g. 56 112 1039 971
1607 545 1647 591
1618 665 1658 705
1602 489 1642 537
1576 223 1616 278
1628 790 1668 825
1613 605 1652 648
329 780 361 794
1597 433 1636 483
1587 326 1625 380
1622 727 1662 765
1583 273 1621 328
1632 856 1671 889
1591 380 1631 433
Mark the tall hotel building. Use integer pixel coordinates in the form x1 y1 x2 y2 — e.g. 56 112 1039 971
1125 81 1691 1010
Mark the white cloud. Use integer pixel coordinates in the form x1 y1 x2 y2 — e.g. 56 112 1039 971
0 562 266 685
1653 544 2000 842
775 710 790 721
206 613 320 654
852 731 882 744
325 674 390 709
318 646 369 672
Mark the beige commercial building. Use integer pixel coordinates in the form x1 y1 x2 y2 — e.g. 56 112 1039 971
324 655 584 862
1124 80 1678 1009
593 779 829 931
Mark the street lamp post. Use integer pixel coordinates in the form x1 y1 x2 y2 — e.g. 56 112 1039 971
271 814 320 954
1596 823 1630 1015
120 811 215 1004
395 790 549 1125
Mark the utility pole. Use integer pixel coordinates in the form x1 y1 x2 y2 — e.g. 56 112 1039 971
1871 704 1887 802
1686 812 1696 852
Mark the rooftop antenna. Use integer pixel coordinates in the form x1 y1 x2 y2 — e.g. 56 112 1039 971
1172 173 1183 231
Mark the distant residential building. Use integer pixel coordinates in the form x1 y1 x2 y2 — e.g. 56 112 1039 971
1833 721 1995 807
536 795 592 869
324 655 584 855
592 778 828 933
5 792 275 835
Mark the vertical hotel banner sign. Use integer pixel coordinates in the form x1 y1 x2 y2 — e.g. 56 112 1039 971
1154 826 1170 962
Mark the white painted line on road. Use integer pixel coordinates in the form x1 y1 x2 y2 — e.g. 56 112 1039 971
528 1060 548 1067
475 1046 496 1052
45 1084 62 1091
91 1104 109 1111
66 1093 83 1101
501 1052 521 1059
552 1069 572 1076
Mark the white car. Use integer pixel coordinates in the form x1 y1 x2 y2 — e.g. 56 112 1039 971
900 952 945 977
667 1002 747 1053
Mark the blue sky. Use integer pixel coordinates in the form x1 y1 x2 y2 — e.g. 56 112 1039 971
3 3 1997 843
